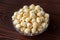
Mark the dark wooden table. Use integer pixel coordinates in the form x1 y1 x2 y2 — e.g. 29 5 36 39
0 0 60 40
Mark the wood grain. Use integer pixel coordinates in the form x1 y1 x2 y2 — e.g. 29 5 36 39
0 0 60 40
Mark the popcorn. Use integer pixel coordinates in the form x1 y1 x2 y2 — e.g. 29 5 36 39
17 15 20 19
12 16 16 20
23 5 28 9
23 13 29 18
30 11 36 18
27 23 31 28
41 23 47 29
12 4 49 36
38 26 43 31
36 17 41 23
29 4 35 10
35 5 41 10
39 26 43 29
20 28 24 32
20 12 23 15
33 22 38 29
24 28 30 34
25 17 31 22
45 23 48 28
45 13 49 18
13 19 19 25
31 28 36 34
24 9 29 13
40 17 44 22
15 24 21 29
31 18 36 23
37 11 44 16
36 17 44 23
21 21 26 26
45 18 49 23
20 17 26 21
18 12 23 17
14 12 17 16
38 28 43 32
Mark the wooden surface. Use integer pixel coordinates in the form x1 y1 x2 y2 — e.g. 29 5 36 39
0 0 60 40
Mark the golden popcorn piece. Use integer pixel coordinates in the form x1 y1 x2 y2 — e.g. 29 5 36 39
31 28 36 34
23 13 29 18
25 17 31 22
13 19 19 25
21 21 26 27
32 22 38 29
24 28 30 34
44 13 49 18
37 11 45 17
15 24 21 29
31 18 36 23
23 5 28 9
29 4 35 10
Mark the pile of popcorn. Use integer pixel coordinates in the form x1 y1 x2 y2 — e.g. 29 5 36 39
12 4 49 36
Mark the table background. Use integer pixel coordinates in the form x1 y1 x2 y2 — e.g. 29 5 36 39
0 0 60 40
